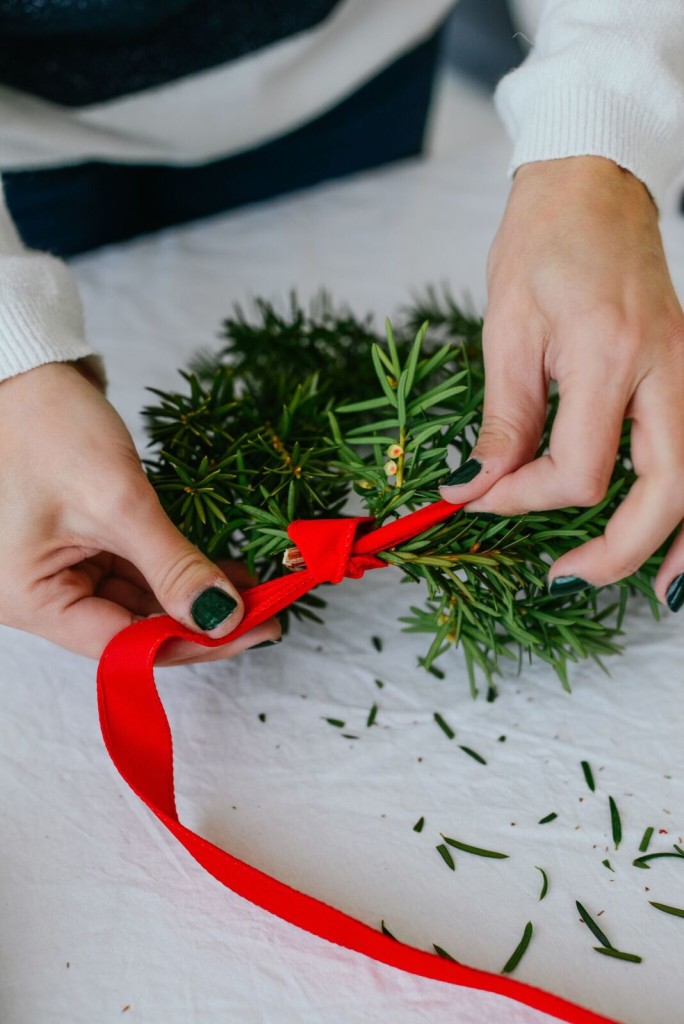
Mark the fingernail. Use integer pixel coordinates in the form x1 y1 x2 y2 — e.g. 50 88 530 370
251 638 282 650
666 573 684 612
191 587 238 631
443 459 481 487
548 575 592 596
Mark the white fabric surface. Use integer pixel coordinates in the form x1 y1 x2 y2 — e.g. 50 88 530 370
1 72 683 1024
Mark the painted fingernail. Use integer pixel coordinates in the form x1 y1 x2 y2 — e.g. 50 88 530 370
191 587 238 631
251 638 283 650
443 459 481 487
548 575 592 596
666 573 684 612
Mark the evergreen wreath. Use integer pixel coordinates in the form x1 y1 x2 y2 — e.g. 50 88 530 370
142 290 665 697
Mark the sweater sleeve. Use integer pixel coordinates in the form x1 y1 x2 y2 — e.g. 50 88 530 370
495 0 684 210
0 178 104 383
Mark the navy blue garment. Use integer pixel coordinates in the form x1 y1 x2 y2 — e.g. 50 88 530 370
4 29 444 258
0 1 341 105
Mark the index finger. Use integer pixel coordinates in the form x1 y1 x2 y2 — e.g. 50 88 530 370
464 341 634 516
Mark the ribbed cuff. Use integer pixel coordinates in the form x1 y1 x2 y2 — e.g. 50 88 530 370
0 251 102 383
497 86 683 212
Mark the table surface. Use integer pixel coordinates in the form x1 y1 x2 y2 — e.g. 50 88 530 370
1 70 683 1024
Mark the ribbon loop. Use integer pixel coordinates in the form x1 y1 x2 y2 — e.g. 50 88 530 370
287 516 380 584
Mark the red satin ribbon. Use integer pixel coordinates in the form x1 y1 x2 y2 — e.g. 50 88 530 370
98 498 621 1024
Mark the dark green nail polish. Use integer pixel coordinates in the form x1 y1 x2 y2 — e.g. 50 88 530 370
444 459 481 487
191 587 237 631
666 573 684 612
548 575 591 596
251 638 282 650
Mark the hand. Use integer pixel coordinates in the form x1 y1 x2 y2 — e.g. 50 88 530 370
440 156 684 611
0 362 281 662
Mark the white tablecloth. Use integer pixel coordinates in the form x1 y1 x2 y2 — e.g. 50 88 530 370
1 72 682 1024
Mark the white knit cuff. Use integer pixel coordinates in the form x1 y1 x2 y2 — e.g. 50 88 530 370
497 86 682 212
0 251 103 383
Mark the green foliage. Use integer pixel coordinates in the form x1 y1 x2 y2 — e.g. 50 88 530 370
142 291 666 694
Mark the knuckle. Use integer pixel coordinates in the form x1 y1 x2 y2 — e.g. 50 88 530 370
154 547 207 600
565 471 609 508
666 316 684 343
583 304 628 337
661 473 684 510
482 308 510 342
479 414 519 445
625 557 647 580
607 554 644 583
477 415 506 448
584 306 641 357
482 307 535 351
477 413 532 456
663 321 684 367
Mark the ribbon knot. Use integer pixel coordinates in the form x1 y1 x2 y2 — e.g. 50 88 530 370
286 516 386 584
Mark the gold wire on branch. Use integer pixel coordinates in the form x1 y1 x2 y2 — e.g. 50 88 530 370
142 291 667 696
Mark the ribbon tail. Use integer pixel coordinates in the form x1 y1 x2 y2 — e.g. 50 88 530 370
96 499 623 1024
352 499 464 557
97 612 621 1024
96 567 321 816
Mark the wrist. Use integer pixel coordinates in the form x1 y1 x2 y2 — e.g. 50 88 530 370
513 156 656 211
67 355 107 391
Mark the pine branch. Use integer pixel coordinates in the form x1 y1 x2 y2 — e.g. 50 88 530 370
142 291 667 692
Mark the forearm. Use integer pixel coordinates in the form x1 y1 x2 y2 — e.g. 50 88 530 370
495 0 684 210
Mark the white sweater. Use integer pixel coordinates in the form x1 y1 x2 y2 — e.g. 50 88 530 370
0 0 683 383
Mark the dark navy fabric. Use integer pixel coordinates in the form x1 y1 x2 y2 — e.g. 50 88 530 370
0 0 341 105
4 29 443 258
0 0 194 35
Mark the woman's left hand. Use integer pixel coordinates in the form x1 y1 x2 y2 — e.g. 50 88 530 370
440 156 684 611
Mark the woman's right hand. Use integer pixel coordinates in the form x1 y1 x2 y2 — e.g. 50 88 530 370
0 361 280 664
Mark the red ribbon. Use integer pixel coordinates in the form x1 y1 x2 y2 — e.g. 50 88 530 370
98 499 621 1024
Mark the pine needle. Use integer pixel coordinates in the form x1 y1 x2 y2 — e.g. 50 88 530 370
501 922 534 974
576 901 613 949
535 867 549 901
436 844 456 870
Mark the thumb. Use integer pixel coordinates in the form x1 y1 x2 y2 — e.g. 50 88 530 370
113 493 244 638
439 326 547 507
